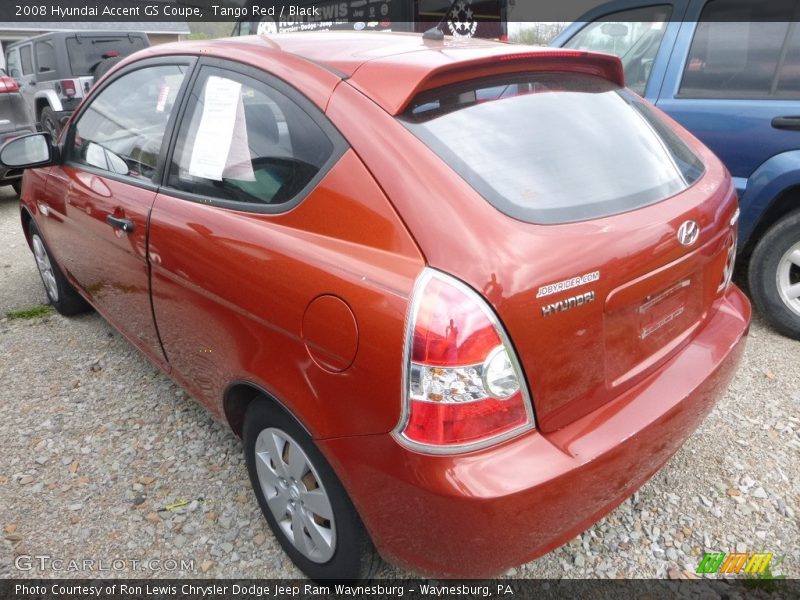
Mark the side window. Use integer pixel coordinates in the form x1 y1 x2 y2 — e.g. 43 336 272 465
167 66 336 208
35 41 56 73
69 64 188 181
778 24 800 96
679 0 797 98
20 45 33 76
564 5 672 95
6 49 21 79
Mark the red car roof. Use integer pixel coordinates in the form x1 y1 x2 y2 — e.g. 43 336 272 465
141 33 624 115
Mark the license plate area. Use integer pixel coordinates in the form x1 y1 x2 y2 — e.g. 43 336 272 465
638 278 692 340
605 263 705 388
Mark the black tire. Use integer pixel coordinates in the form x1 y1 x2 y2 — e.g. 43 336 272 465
243 400 380 581
92 56 122 82
748 210 800 340
40 107 61 140
11 180 21 196
28 220 90 316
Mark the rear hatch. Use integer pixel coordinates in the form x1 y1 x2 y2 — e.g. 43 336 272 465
400 68 738 432
65 33 149 94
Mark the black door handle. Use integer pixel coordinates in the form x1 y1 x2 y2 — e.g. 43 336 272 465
771 116 800 130
106 215 134 233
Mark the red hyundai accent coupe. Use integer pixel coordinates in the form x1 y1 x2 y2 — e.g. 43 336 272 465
2 33 749 579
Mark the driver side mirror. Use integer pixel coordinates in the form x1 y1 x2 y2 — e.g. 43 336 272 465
0 132 58 169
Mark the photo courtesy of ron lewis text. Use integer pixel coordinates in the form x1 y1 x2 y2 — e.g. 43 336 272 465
0 0 797 599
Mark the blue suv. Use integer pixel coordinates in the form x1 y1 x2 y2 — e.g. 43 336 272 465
553 0 800 339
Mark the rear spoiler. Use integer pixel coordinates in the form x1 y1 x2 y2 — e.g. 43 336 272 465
351 49 625 116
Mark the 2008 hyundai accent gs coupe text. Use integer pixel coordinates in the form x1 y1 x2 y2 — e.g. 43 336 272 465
2 33 750 580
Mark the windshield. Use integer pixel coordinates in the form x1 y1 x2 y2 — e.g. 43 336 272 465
562 6 672 95
400 72 704 224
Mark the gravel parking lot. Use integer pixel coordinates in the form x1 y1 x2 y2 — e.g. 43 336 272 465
1 185 798 580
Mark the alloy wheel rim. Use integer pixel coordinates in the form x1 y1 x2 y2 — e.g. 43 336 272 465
32 234 58 302
254 427 336 563
777 241 800 318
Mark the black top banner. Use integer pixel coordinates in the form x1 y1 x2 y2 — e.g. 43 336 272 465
3 0 800 23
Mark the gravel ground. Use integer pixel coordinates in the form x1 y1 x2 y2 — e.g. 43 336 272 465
0 185 798 580
0 187 47 314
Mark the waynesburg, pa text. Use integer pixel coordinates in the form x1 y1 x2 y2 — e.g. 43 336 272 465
15 583 516 598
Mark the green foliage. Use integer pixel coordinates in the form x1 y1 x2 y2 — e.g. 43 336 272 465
511 24 567 46
6 305 53 320
188 22 236 40
744 556 787 593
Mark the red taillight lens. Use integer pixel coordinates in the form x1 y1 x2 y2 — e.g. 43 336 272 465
0 76 19 93
412 275 501 366
396 269 534 451
61 80 76 97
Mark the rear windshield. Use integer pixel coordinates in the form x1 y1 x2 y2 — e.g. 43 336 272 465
400 73 705 224
66 36 147 76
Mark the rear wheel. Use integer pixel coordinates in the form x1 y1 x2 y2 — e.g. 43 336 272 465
92 56 122 81
243 400 380 581
40 107 61 140
748 211 800 340
28 221 90 316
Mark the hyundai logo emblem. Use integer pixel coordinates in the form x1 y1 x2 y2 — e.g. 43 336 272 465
677 220 700 247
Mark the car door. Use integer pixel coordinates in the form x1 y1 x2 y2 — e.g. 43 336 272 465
655 0 800 197
40 58 194 365
147 59 423 435
11 44 37 112
147 60 350 416
552 0 690 99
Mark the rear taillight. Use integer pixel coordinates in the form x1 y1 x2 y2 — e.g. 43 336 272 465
0 76 19 93
719 208 739 293
395 269 534 452
60 80 76 97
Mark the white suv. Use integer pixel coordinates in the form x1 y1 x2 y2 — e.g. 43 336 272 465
5 31 149 138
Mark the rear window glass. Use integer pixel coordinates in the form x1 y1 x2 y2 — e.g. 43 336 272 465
679 0 797 99
400 73 705 224
66 36 147 76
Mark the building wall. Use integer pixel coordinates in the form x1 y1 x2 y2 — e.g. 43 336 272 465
145 33 184 45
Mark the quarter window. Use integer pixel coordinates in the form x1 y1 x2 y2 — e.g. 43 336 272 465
679 0 798 98
564 5 672 95
35 41 56 73
68 65 188 181
167 67 335 208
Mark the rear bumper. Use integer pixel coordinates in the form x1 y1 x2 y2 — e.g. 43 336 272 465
320 285 750 577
